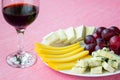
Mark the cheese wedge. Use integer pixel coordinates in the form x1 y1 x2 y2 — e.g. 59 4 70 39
88 57 102 67
71 67 87 74
43 51 89 62
55 29 67 43
38 47 84 58
91 66 102 74
102 62 115 72
44 32 60 45
64 27 76 44
48 29 68 47
85 26 95 36
71 25 85 44
36 44 81 55
108 60 119 69
76 59 88 67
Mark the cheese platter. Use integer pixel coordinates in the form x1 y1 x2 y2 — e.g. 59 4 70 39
35 25 120 77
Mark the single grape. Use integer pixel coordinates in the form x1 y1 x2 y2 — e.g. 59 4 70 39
95 44 104 51
96 38 107 47
109 26 120 35
95 27 106 37
109 36 120 51
84 35 96 44
85 43 96 54
109 35 120 55
93 33 100 39
101 29 116 41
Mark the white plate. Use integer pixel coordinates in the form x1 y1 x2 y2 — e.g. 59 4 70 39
41 32 120 77
59 69 120 77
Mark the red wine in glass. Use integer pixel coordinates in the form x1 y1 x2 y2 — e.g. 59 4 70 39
3 3 39 30
2 0 39 68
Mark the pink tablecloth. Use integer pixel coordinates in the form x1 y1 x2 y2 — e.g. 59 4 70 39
0 0 120 80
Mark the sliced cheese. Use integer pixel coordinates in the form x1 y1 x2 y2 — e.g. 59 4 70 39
76 60 88 67
55 29 67 43
108 60 119 69
91 66 102 74
85 26 95 36
44 32 60 45
88 57 102 67
71 67 87 74
71 25 85 44
64 27 76 44
102 62 115 72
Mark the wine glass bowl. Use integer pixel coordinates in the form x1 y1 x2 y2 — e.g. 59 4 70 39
2 0 39 68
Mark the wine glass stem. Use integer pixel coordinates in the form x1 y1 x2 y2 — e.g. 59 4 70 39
16 29 25 54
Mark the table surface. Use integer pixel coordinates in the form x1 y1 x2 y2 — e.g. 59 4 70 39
0 0 120 80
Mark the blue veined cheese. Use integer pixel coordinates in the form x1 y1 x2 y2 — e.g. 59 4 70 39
108 60 119 69
71 67 87 74
71 60 88 74
101 51 120 61
92 48 120 61
71 25 85 44
88 57 102 67
102 62 115 72
91 66 102 74
64 27 76 44
76 60 88 67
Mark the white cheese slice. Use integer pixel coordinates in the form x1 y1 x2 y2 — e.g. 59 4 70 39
85 26 95 36
71 25 85 44
55 29 67 43
44 32 60 45
64 27 76 43
91 66 102 74
71 67 87 74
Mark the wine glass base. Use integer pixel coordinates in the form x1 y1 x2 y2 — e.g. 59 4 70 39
6 51 37 68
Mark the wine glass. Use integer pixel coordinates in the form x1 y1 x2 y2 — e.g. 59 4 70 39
2 0 39 68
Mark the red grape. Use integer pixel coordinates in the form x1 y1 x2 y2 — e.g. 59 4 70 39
112 50 120 55
84 35 96 44
85 43 96 54
109 36 120 50
95 45 104 51
101 29 116 41
96 38 107 47
109 35 120 55
109 26 120 35
93 33 100 39
95 27 106 37
84 26 120 54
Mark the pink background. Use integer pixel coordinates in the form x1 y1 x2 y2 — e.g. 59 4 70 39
0 0 120 80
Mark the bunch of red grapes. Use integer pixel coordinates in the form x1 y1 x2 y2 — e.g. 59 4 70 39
84 26 120 55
